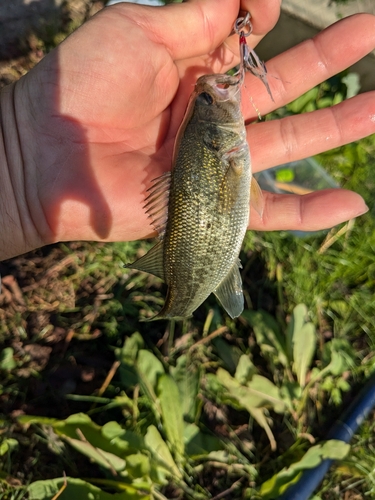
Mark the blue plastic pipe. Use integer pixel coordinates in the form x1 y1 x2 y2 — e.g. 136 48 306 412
279 372 375 500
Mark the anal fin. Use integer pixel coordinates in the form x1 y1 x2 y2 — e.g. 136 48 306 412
213 261 244 319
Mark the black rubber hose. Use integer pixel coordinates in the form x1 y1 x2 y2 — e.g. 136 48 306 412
279 371 375 500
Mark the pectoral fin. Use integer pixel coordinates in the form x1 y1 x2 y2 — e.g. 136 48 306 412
213 260 244 318
125 241 165 281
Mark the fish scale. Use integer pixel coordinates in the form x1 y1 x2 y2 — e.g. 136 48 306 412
126 73 253 320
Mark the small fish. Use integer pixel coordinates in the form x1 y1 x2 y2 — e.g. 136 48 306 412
126 73 261 320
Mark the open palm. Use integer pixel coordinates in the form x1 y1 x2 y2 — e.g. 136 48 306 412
15 0 375 250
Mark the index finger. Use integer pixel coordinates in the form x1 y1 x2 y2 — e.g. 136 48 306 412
242 13 375 118
116 0 280 62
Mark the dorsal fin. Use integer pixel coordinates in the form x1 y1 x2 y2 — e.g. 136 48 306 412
144 172 171 238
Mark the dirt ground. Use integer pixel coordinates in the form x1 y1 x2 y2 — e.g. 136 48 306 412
0 0 108 416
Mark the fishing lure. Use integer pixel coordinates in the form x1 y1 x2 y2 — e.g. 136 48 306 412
233 12 274 102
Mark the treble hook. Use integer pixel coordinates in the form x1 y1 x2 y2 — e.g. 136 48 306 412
231 11 275 102
232 11 253 37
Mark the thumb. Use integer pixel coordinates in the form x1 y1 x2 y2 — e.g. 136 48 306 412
113 0 281 61
112 0 240 61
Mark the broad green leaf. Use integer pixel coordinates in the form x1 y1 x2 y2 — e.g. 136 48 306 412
137 349 165 391
63 436 126 472
260 472 301 499
118 333 145 388
322 339 354 377
217 369 278 450
21 413 104 444
184 423 224 457
121 349 164 404
242 310 288 368
247 375 286 414
0 438 18 456
260 440 350 498
57 412 98 430
325 349 349 377
145 425 181 479
121 332 144 364
280 382 301 407
286 303 307 361
206 450 230 462
235 354 257 384
18 415 58 426
0 347 16 370
125 454 150 479
157 374 185 458
86 478 151 492
292 322 316 387
212 337 241 373
118 361 139 389
52 413 126 456
102 422 145 455
20 414 140 459
286 304 316 387
170 355 201 421
28 477 150 500
292 445 326 468
321 440 350 460
218 369 286 413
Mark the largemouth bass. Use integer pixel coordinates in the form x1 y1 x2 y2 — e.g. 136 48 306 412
127 73 257 320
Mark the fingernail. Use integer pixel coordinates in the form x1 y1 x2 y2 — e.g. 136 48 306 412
356 204 369 217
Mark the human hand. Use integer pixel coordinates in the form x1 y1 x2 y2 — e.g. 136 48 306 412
0 0 374 260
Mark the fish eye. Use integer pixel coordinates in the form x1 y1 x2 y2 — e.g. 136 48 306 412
198 92 213 105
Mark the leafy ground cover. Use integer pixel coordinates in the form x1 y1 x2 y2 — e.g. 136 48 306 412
1 1 375 499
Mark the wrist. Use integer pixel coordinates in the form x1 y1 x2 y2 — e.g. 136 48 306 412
0 81 52 260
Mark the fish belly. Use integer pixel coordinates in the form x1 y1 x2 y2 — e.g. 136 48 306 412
156 141 250 319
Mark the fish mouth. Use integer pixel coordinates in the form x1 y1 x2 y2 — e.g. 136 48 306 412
195 74 241 103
